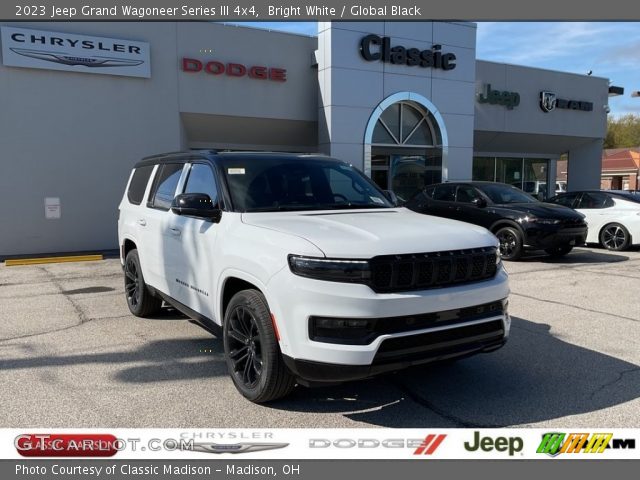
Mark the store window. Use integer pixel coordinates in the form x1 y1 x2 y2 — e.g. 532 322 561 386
472 157 551 200
369 101 444 202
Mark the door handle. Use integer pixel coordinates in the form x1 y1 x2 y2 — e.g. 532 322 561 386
137 219 146 226
169 227 181 236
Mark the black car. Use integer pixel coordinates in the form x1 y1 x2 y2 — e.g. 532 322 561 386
405 182 588 260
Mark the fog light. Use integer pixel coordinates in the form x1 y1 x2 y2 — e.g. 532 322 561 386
310 317 374 344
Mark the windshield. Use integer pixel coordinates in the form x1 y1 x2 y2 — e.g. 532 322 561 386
220 157 393 212
477 183 539 204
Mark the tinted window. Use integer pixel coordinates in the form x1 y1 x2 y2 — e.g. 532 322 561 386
220 157 391 212
432 184 456 202
127 165 153 205
549 193 578 208
184 164 219 205
456 185 481 203
476 183 537 204
576 192 613 209
149 164 183 210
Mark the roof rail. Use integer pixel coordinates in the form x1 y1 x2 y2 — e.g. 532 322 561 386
140 149 218 161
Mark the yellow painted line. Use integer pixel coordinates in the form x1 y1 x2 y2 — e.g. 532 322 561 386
5 255 103 266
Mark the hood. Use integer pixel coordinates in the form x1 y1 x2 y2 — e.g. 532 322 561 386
492 202 583 219
241 208 497 258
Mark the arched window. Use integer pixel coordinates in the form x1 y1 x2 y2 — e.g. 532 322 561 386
372 102 441 147
365 95 447 201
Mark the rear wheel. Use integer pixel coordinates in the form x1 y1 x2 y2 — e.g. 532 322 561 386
545 245 573 257
124 249 162 317
495 226 523 261
223 289 295 403
599 223 630 251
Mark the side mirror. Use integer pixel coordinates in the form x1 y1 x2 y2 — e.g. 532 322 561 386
171 193 222 222
383 190 400 206
471 197 487 208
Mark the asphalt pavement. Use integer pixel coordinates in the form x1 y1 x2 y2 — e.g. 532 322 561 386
1 246 639 428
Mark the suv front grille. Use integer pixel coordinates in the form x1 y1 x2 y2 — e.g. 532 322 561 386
369 247 498 293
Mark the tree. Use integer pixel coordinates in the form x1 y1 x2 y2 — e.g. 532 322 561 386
605 114 640 148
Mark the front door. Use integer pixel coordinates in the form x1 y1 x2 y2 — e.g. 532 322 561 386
168 162 222 320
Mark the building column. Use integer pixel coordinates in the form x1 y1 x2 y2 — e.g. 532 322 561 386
567 140 604 191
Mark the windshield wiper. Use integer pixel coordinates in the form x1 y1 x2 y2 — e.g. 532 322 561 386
321 204 392 210
245 204 322 212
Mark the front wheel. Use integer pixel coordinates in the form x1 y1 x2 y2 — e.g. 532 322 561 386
223 289 295 403
495 226 524 261
545 245 573 257
599 223 631 251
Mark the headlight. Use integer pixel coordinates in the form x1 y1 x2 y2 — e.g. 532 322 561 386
520 215 560 225
288 255 371 283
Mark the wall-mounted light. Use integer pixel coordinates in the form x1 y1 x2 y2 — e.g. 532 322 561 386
608 86 624 97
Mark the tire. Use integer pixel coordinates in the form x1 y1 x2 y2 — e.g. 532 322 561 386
545 245 573 257
599 223 631 251
494 226 524 261
124 249 162 317
223 289 295 403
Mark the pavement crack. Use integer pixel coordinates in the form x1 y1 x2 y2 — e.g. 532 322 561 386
511 291 640 323
39 265 90 325
0 267 126 343
589 367 640 400
388 377 505 428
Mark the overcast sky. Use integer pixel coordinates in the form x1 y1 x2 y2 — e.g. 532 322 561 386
225 22 640 117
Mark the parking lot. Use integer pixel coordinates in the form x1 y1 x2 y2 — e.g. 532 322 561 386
1 246 639 428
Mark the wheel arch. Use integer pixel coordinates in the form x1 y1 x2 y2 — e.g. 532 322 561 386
218 271 270 325
489 219 525 237
122 238 137 260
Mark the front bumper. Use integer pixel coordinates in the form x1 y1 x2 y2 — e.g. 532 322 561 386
524 224 588 249
265 264 510 377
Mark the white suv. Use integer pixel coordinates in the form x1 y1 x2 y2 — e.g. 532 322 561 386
118 151 510 402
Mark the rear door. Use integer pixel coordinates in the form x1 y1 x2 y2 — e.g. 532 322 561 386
143 162 187 294
418 183 457 219
574 192 615 242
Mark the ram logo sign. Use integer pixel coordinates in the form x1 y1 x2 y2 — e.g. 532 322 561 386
537 432 635 456
1 26 150 78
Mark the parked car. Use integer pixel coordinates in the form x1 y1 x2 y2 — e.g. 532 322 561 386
548 190 640 251
118 152 510 402
513 180 567 200
405 181 588 261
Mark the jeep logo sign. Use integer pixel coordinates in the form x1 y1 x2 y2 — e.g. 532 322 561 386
477 84 520 110
464 431 523 456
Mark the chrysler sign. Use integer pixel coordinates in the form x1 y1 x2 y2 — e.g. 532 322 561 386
1 26 150 78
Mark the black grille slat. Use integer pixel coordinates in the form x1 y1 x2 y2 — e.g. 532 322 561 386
373 320 505 364
369 247 498 293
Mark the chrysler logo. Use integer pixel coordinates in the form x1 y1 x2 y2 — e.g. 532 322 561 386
177 442 288 454
540 91 557 112
10 48 144 68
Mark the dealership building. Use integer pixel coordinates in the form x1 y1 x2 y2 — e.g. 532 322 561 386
0 21 612 257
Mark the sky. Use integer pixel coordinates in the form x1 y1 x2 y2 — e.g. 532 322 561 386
225 22 640 117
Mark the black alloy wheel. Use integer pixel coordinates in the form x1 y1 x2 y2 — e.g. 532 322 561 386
495 226 523 261
226 305 263 389
123 249 162 317
223 289 295 402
